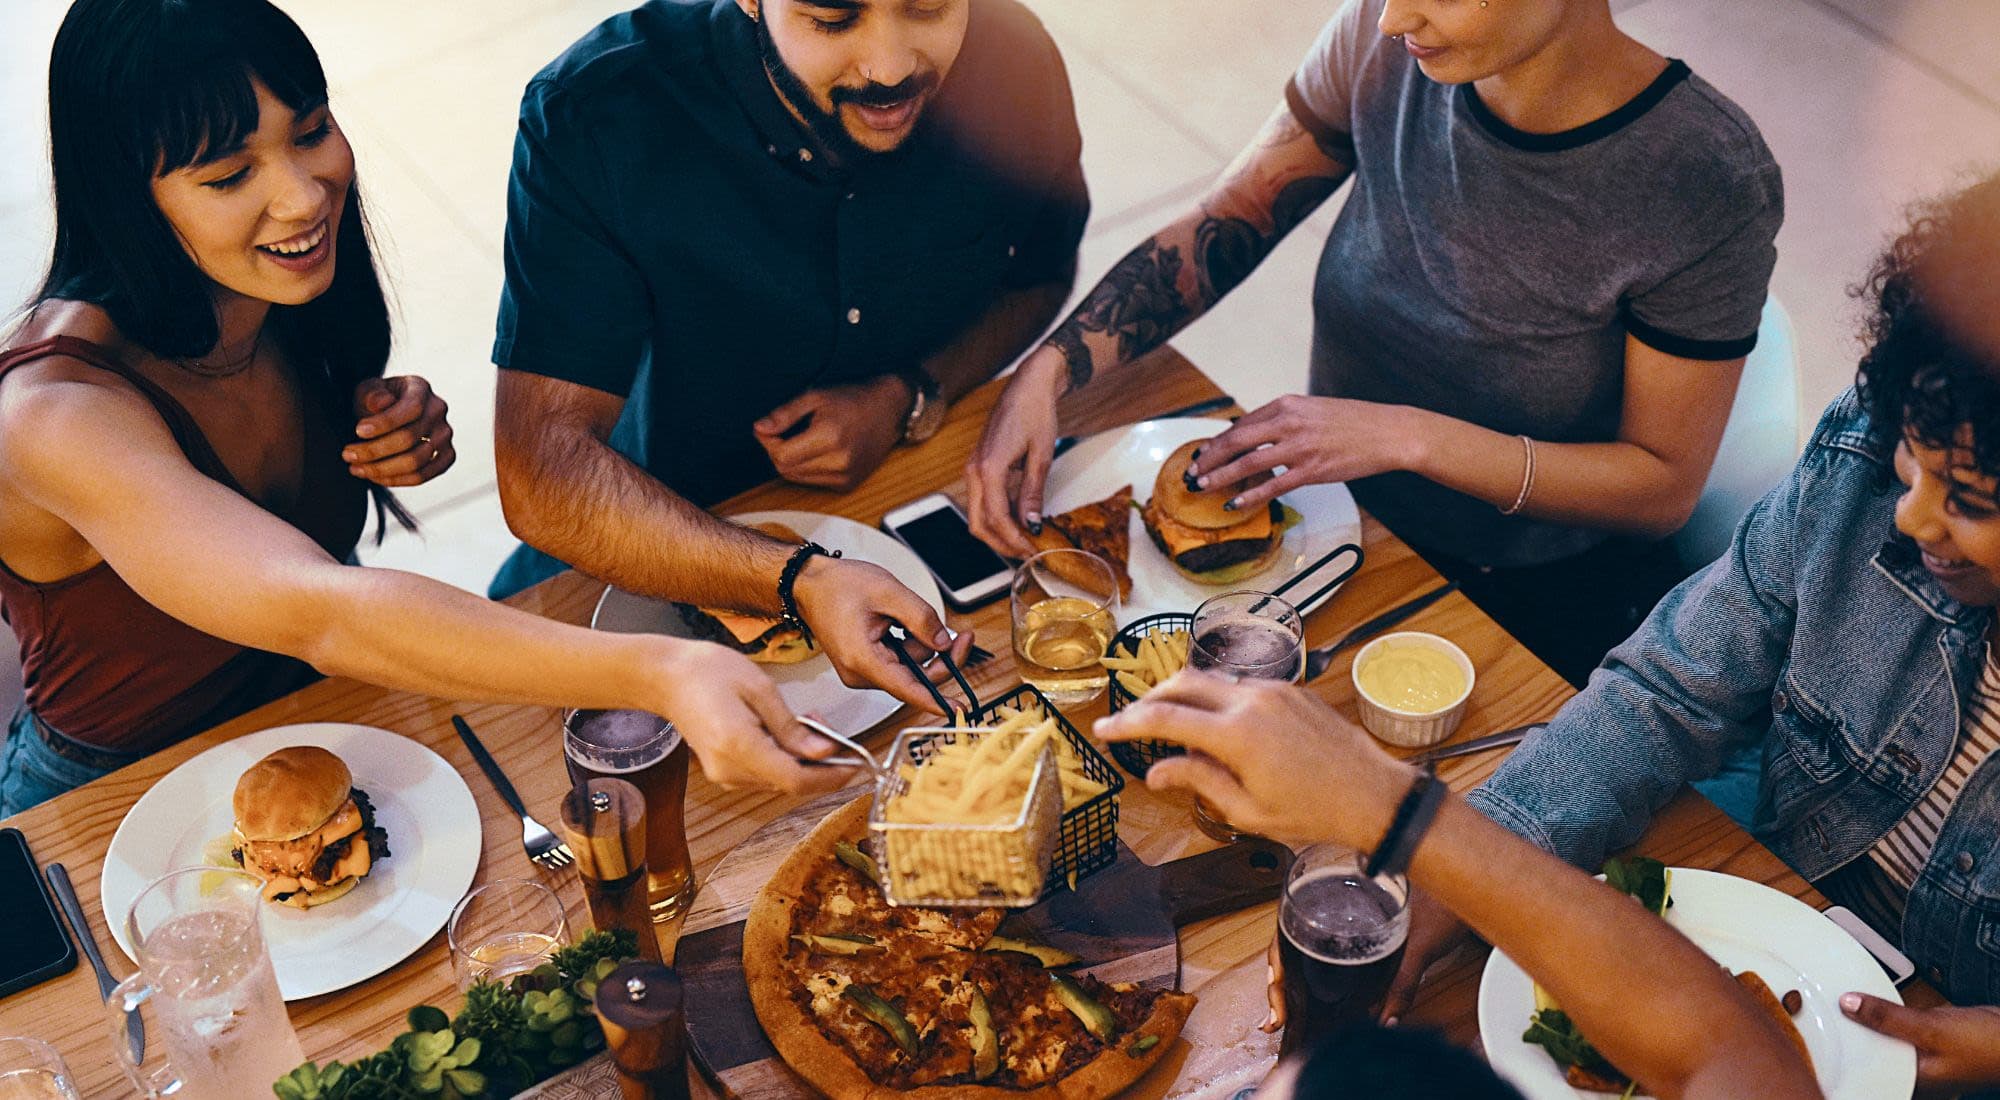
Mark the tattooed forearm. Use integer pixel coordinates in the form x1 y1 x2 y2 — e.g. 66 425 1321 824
1048 240 1191 391
1038 100 1351 392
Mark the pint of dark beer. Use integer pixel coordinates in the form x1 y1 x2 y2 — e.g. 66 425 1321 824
564 709 696 925
1277 844 1409 1060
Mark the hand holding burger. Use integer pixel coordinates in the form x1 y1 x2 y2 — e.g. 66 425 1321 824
1142 439 1292 585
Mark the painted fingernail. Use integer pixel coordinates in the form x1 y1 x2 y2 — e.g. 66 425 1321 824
1027 519 1043 536
1223 499 1239 512
1182 470 1202 492
1840 993 1862 1013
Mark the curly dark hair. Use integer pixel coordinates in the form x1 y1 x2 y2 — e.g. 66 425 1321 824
1856 175 2000 481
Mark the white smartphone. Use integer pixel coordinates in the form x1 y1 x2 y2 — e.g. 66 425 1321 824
881 494 1013 610
1823 905 1917 986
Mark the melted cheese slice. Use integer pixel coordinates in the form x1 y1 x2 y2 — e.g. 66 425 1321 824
704 609 784 646
1142 497 1272 557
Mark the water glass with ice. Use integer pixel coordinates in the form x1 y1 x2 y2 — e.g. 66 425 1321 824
108 868 304 1100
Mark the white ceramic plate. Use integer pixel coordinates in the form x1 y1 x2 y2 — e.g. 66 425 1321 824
1478 868 1915 1099
101 723 481 1001
592 511 947 735
1044 418 1364 620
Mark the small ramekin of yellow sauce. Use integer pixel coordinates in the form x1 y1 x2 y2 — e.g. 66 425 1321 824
1351 632 1476 747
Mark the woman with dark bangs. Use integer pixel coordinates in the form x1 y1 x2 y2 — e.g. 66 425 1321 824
0 0 857 815
1333 173 2000 1097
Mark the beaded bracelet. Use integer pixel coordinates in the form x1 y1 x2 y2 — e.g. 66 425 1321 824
1364 770 1448 880
776 541 840 648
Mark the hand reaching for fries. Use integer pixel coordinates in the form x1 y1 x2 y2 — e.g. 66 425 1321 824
1101 630 1192 699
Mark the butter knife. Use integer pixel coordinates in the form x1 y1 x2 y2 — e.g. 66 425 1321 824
1302 581 1461 682
46 862 143 1063
1407 723 1542 767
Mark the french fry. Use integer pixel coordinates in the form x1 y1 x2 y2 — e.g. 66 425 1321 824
1099 629 1192 698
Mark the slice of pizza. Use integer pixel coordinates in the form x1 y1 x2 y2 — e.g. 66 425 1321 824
744 798 1195 1099
1029 485 1135 601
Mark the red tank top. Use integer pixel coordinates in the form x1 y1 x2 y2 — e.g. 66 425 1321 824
0 336 368 753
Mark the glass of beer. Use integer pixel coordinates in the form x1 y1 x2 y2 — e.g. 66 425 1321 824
1187 591 1304 840
564 708 695 924
448 879 569 991
0 1038 80 1100
109 868 306 1099
1011 549 1119 708
1277 844 1410 1060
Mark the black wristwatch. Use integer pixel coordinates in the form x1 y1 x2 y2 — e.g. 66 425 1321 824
895 367 946 444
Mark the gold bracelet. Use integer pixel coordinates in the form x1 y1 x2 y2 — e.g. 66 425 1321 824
1499 435 1535 516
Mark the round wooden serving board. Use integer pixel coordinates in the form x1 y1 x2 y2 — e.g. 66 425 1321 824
676 791 1292 1098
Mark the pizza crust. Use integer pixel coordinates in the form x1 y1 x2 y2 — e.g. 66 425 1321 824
742 796 1195 1099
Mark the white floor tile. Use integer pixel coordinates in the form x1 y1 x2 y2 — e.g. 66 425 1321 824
1810 0 2000 108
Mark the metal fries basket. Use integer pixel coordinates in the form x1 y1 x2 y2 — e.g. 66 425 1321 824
977 684 1124 894
1104 613 1194 777
869 726 1063 908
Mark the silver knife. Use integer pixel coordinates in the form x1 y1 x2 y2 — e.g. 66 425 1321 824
46 862 144 1063
1049 395 1238 459
1408 724 1542 767
1302 581 1461 682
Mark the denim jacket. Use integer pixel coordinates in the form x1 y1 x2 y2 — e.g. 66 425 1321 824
1468 390 1999 1004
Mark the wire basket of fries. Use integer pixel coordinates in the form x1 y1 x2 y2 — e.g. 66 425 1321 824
870 724 1064 908
1101 612 1195 777
974 684 1124 893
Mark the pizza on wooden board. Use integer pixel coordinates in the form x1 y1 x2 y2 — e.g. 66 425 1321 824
743 798 1195 1098
1029 485 1135 602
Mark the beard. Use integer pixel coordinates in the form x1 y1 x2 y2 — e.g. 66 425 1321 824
752 12 937 163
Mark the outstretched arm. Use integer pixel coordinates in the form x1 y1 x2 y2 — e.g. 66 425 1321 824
1098 676 1821 1100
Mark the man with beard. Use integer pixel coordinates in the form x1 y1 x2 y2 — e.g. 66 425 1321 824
487 0 1086 707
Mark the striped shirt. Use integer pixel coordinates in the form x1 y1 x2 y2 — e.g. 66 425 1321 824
1825 645 2000 941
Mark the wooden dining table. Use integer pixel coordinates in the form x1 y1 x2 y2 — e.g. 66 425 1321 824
0 347 1938 1098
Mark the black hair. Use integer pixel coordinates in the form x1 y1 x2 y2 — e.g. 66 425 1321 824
1285 1025 1525 1100
1856 174 2000 485
38 0 411 538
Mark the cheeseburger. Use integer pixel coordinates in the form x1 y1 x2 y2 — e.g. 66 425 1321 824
675 521 821 664
1141 440 1288 584
231 746 390 909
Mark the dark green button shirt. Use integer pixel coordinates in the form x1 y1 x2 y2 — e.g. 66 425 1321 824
494 0 1088 507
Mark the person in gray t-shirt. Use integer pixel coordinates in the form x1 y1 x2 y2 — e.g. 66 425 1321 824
966 0 1782 685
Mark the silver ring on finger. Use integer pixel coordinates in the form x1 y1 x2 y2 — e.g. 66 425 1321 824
428 447 442 463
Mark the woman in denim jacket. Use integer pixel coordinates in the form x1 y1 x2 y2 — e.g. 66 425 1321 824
1381 176 2000 1096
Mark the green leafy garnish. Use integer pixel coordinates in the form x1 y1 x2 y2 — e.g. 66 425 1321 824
1522 1009 1623 1082
274 931 641 1098
1603 857 1671 915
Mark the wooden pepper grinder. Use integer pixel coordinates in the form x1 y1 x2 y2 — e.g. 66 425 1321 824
595 961 690 1100
558 778 663 962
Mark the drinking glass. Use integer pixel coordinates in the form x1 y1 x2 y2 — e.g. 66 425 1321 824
1011 549 1119 708
1187 590 1304 839
564 708 696 924
109 868 305 1100
447 879 569 991
0 1037 80 1100
1277 845 1410 1060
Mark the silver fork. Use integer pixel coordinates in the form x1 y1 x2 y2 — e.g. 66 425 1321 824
451 714 573 870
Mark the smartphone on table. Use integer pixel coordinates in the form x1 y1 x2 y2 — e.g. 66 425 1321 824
882 494 1013 610
0 828 77 999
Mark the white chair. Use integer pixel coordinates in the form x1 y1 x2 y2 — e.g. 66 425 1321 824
1674 297 1801 572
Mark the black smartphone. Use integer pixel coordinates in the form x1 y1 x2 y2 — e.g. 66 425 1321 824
0 828 77 999
881 494 1013 610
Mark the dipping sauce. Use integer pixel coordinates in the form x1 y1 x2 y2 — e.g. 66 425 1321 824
1356 641 1467 713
